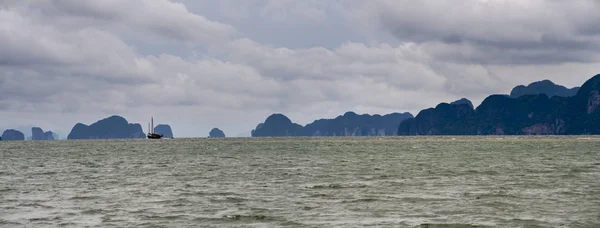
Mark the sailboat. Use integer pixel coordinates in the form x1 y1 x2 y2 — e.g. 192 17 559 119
147 117 163 139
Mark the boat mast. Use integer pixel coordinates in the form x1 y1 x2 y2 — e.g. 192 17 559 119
151 117 154 134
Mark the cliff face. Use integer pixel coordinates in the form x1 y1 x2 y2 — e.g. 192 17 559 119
154 124 174 138
2 129 25 140
209 128 226 138
251 112 413 137
398 74 600 135
67 115 146 139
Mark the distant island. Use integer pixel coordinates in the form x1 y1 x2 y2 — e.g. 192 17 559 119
67 115 146 139
251 112 413 137
209 128 226 138
154 124 174 138
65 115 175 140
398 75 600 135
31 127 56 140
251 76 600 137
3 76 598 140
2 129 25 140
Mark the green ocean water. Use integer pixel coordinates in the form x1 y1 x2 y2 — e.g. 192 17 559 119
1 136 599 227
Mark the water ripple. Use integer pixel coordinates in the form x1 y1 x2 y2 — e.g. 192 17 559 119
0 137 599 227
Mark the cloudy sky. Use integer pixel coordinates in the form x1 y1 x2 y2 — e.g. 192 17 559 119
2 0 600 138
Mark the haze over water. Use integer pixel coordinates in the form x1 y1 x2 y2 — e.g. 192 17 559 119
1 137 599 227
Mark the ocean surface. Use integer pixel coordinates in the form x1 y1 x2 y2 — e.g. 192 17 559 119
1 136 599 228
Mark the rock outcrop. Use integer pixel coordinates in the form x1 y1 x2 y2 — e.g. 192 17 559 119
209 128 226 138
153 124 174 138
2 129 25 140
67 115 145 139
510 80 579 98
450 98 474 109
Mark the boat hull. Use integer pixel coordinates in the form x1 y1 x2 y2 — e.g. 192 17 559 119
147 133 163 139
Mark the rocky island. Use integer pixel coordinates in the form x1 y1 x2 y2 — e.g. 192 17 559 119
209 128 226 138
32 127 55 140
67 115 145 139
398 74 600 135
251 112 414 137
154 124 174 138
1 129 25 140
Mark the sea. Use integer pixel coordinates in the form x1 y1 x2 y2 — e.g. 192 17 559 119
1 136 599 228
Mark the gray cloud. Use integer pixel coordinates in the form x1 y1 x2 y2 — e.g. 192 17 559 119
1 0 599 137
353 0 600 65
8 0 237 43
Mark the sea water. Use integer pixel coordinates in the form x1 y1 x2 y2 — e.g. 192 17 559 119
1 137 599 227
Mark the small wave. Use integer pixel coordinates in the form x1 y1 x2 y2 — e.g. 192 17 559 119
81 208 111 215
18 202 54 208
222 214 270 221
307 183 368 189
140 214 188 220
102 215 126 223
463 190 518 199
510 218 549 227
342 198 383 203
210 196 247 203
127 208 150 214
69 195 102 200
302 206 318 210
29 216 61 222
463 170 500 176
58 222 77 227
178 191 209 197
31 171 58 176
193 214 283 224
420 223 490 228
209 191 241 196
74 161 101 168
308 184 341 189
279 220 306 226
0 187 14 192
400 197 455 203
303 193 328 198
0 219 21 225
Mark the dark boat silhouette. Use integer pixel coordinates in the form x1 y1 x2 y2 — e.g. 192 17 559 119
147 117 163 139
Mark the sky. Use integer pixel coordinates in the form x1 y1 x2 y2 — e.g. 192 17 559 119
2 0 600 138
